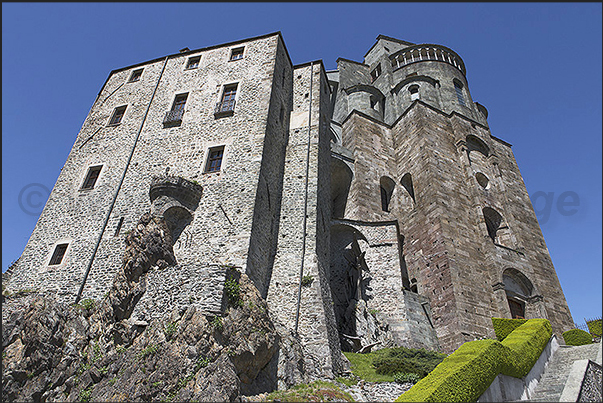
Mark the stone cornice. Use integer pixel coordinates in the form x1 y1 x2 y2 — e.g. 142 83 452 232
343 84 385 99
336 57 369 68
364 35 415 58
391 75 439 94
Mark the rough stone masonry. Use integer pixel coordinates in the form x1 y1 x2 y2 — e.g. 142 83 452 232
4 32 575 376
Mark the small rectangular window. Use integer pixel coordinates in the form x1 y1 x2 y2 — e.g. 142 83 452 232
186 56 200 69
205 146 224 173
128 69 143 82
49 243 68 266
370 64 382 82
230 47 244 61
109 105 127 125
82 165 102 190
171 93 188 111
164 93 188 125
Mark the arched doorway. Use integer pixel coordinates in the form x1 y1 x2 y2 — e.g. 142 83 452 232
502 268 534 319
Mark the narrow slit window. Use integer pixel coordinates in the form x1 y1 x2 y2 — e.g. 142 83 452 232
205 146 224 173
108 105 127 125
370 63 382 82
49 243 68 266
81 165 102 190
380 176 395 212
114 217 125 237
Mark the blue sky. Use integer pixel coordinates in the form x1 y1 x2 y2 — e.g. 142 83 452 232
2 3 601 323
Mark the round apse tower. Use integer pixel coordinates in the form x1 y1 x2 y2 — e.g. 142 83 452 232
384 43 489 126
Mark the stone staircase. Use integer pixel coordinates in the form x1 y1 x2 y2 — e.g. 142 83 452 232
522 342 601 402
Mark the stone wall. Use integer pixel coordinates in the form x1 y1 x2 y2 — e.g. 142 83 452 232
6 33 286 315
267 62 344 378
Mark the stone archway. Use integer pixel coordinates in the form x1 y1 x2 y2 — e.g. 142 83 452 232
331 157 353 219
330 224 371 343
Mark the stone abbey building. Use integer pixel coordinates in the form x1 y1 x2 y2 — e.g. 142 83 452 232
5 32 574 376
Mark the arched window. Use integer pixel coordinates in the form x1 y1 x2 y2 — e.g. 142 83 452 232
380 176 395 212
410 278 418 293
482 207 511 246
408 84 419 101
466 135 489 158
454 80 466 106
331 158 353 219
483 207 502 243
475 172 490 189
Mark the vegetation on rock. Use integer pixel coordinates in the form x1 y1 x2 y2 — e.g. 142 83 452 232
344 346 445 383
1 212 292 402
264 380 355 402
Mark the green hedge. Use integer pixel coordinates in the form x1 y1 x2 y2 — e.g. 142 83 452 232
395 319 552 402
563 329 593 346
586 319 602 337
500 319 552 378
491 317 527 341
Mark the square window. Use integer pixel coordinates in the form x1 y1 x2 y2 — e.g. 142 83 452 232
205 146 224 173
186 56 200 69
109 105 127 125
230 47 244 61
81 165 102 190
49 243 68 265
128 69 143 82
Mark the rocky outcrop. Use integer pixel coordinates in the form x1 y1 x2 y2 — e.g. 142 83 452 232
2 212 309 402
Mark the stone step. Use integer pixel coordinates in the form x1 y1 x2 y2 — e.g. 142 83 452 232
522 342 600 402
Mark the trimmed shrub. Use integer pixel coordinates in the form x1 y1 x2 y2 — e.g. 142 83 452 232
491 317 527 341
500 319 552 378
563 329 593 346
395 339 507 402
395 318 553 402
586 319 602 337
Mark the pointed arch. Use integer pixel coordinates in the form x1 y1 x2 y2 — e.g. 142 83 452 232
466 134 490 158
482 207 503 243
331 157 353 219
400 173 415 202
380 176 396 212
